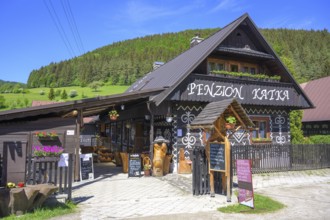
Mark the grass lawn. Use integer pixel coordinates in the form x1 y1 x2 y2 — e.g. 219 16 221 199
0 85 128 111
2 201 77 220
218 193 285 214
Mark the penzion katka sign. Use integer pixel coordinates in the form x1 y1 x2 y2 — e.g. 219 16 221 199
173 75 309 107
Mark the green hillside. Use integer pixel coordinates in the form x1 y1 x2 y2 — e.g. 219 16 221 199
0 85 128 111
26 28 329 88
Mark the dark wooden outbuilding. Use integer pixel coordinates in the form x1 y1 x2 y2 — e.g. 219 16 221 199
0 13 314 183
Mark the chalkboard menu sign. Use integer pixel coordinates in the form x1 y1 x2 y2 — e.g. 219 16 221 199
80 154 94 181
128 153 141 177
209 142 225 172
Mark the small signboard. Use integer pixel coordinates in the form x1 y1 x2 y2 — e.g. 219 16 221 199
67 130 75 135
58 153 69 167
128 153 141 177
209 142 225 172
80 153 94 181
236 159 254 208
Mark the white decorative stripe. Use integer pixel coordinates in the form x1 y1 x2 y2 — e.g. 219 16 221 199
177 105 203 112
198 129 204 146
287 116 291 142
244 108 288 115
172 116 178 173
270 116 273 141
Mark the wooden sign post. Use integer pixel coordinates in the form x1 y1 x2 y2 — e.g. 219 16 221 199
189 99 253 202
209 138 231 202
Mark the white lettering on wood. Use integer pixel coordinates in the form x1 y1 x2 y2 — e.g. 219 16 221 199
187 82 289 102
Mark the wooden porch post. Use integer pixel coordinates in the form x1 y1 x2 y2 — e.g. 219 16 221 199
147 102 154 164
74 109 82 181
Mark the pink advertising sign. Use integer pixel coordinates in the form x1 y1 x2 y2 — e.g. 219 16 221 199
236 159 254 208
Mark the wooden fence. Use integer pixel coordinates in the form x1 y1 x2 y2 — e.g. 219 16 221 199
26 154 74 200
232 144 330 175
193 144 330 195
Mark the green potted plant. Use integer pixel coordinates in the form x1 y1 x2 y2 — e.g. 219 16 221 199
109 109 119 120
143 164 151 176
225 116 236 130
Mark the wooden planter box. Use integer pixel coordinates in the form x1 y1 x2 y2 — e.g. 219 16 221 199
33 157 60 162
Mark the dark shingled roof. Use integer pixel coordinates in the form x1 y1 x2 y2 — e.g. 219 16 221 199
126 13 248 95
190 98 254 128
301 76 330 122
126 13 313 109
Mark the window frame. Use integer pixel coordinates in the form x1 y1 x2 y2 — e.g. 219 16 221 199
250 116 271 143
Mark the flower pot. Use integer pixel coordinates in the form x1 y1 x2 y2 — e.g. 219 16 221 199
38 136 58 141
110 115 118 121
225 123 235 130
144 169 151 176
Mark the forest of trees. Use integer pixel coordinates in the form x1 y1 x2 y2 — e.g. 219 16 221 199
0 80 27 93
1 28 329 91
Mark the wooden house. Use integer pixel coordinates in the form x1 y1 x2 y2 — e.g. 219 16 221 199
0 13 313 179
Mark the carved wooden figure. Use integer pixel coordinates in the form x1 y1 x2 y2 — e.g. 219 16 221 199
152 142 167 176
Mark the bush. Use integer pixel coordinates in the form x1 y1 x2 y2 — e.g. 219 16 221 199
39 90 45 95
308 135 330 144
69 90 78 98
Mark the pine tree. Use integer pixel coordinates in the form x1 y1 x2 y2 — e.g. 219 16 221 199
61 89 68 99
48 88 55 100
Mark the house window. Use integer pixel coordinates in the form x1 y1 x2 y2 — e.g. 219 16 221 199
243 66 249 72
231 64 238 72
250 117 270 142
208 61 224 73
250 68 256 74
217 63 224 70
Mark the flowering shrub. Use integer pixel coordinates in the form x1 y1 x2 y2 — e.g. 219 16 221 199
33 145 64 157
35 131 58 138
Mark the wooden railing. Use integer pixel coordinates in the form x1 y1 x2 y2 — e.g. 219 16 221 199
232 144 330 175
26 153 74 200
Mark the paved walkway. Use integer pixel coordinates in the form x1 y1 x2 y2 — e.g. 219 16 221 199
52 164 330 220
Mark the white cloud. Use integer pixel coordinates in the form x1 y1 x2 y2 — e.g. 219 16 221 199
209 0 240 13
119 0 202 23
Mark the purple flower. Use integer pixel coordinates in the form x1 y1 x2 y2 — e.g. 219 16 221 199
33 145 64 157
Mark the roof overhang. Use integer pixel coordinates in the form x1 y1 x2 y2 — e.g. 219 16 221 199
0 88 163 122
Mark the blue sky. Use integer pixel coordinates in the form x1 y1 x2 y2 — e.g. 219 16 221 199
1 0 329 83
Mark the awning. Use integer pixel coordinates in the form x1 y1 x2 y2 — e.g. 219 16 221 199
190 98 254 129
